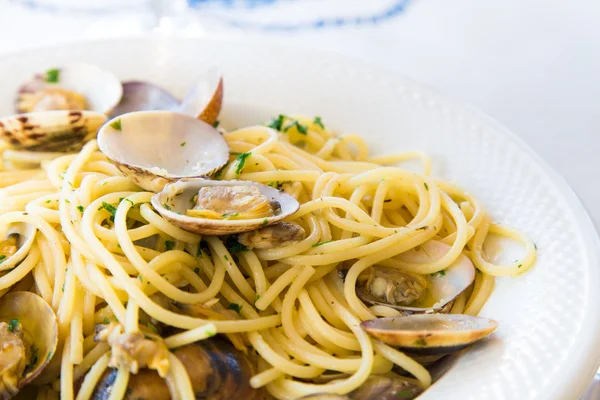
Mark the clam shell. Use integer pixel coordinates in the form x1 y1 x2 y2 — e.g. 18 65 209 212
97 110 229 192
151 179 300 235
0 292 58 388
15 63 122 115
0 110 106 152
361 314 498 355
108 81 180 118
178 69 223 125
0 223 36 272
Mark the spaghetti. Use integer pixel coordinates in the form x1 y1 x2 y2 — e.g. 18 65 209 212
0 115 536 399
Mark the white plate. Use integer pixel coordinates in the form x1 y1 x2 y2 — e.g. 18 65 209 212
1 37 599 400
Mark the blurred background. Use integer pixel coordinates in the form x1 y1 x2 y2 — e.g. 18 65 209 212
0 0 599 230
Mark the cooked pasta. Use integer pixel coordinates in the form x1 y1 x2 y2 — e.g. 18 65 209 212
0 115 536 400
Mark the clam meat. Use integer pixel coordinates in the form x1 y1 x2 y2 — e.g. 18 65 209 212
151 179 300 235
237 222 305 250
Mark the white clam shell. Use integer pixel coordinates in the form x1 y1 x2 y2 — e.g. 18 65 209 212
0 110 107 152
16 63 123 115
0 222 36 272
151 179 300 235
97 110 229 192
178 68 223 125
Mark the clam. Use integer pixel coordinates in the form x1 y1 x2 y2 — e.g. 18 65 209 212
0 292 58 397
297 374 423 400
237 222 305 250
15 63 122 115
356 241 475 313
109 69 223 125
151 179 300 235
90 337 264 400
97 110 229 192
0 110 107 152
361 314 498 355
0 223 36 272
108 81 180 118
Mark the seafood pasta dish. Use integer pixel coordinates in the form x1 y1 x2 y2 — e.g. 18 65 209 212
0 64 536 399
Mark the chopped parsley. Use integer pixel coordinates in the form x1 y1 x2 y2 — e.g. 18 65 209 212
227 303 242 313
100 202 117 221
103 317 110 324
61 284 65 292
162 202 172 211
262 218 269 226
255 295 260 305
213 120 220 128
313 116 325 129
235 151 252 176
45 68 60 83
224 255 229 261
413 338 427 346
76 205 84 213
122 198 134 206
312 240 332 247
7 319 19 332
395 391 413 398
165 240 175 251
267 114 286 130
284 120 308 135
109 118 122 131
424 182 429 190
518 264 522 269
230 151 242 156
45 200 51 204
222 213 239 219
194 267 200 274
64 199 70 203
180 141 186 147
223 236 248 253
430 270 446 277
534 243 538 250
0 255 6 263
147 322 158 334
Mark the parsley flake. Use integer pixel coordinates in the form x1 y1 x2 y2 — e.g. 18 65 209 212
165 240 175 251
147 322 158 334
395 391 413 398
267 114 286 130
100 202 117 221
194 267 200 274
103 317 110 324
313 116 325 129
205 327 217 337
284 120 308 135
424 182 429 190
235 152 252 175
413 338 427 346
224 236 248 253
7 319 19 332
109 118 122 131
312 240 332 247
45 68 60 83
180 141 186 147
0 255 6 263
76 205 84 213
213 120 220 128
227 303 242 313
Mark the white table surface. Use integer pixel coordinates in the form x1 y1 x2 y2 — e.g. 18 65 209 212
1 0 599 231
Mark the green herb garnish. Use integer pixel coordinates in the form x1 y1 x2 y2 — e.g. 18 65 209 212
45 68 60 83
76 205 84 213
267 114 286 130
413 338 427 346
180 141 186 147
395 391 413 398
100 201 117 221
223 236 248 253
205 327 217 337
194 267 200 274
518 264 522 269
162 202 172 211
430 270 446 277
103 317 110 324
313 116 325 129
7 319 19 332
45 200 51 204
165 240 175 251
224 255 229 261
109 118 122 131
312 240 332 247
213 120 220 128
424 182 429 190
227 303 242 314
222 213 239 219
0 255 6 263
262 218 269 226
235 151 252 176
24 345 38 375
284 120 308 135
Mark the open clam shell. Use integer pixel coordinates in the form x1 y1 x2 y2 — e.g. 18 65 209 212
97 110 229 192
108 81 180 118
0 292 58 392
0 110 107 152
361 314 498 355
0 223 36 272
357 241 475 313
151 179 300 235
15 63 122 115
109 69 223 125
